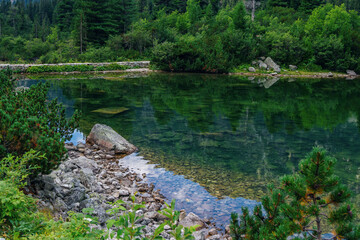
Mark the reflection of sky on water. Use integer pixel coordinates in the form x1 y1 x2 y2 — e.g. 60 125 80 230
120 153 259 228
68 130 85 145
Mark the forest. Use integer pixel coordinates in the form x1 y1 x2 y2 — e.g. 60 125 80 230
0 0 359 73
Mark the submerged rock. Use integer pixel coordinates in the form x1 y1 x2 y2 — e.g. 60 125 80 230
91 107 129 115
87 124 137 154
264 57 281 72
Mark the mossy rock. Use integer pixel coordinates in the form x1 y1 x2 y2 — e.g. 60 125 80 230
91 107 129 115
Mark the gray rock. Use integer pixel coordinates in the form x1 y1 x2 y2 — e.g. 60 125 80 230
225 225 230 234
87 124 137 154
289 65 297 71
258 60 267 70
208 228 218 236
248 67 256 72
251 61 257 66
328 72 334 77
207 234 222 240
64 187 86 205
77 143 86 149
179 212 204 229
347 70 357 76
118 189 130 196
144 211 167 221
264 57 281 72
259 56 266 60
193 229 206 240
54 197 67 212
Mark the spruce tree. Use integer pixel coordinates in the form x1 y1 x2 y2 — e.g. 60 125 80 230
230 147 360 240
54 0 74 32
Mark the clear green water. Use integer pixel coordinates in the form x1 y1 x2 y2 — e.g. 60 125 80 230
20 73 360 226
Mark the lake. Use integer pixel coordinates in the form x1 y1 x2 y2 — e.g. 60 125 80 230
19 73 360 228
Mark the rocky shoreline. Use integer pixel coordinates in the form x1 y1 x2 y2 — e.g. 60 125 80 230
28 124 231 239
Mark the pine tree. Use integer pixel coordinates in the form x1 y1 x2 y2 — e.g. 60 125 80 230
123 0 138 32
54 0 74 32
230 147 360 240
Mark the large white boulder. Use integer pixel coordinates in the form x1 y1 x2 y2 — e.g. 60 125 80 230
87 124 137 154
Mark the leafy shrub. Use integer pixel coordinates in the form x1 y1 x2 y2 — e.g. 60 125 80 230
95 63 130 71
26 64 95 73
0 71 79 175
230 147 360 240
0 150 43 187
159 199 198 240
28 209 103 240
0 180 44 239
105 196 197 240
79 46 115 62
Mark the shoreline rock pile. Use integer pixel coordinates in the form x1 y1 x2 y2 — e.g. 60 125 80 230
28 124 230 239
250 56 282 73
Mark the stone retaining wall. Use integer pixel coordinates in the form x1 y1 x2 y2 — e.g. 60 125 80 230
0 61 150 72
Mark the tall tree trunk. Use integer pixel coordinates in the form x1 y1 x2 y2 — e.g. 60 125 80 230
80 12 83 54
251 0 255 21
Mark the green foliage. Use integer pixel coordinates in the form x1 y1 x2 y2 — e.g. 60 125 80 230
0 72 79 175
96 64 130 71
105 196 149 240
159 199 198 240
26 63 130 73
0 183 102 240
105 196 197 240
0 0 360 73
230 147 360 240
0 180 43 239
0 150 43 188
29 209 103 240
27 64 95 73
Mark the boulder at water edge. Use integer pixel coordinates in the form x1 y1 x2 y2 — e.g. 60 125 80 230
347 70 357 76
264 57 281 72
87 124 137 154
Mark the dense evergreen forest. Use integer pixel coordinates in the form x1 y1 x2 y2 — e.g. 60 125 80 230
0 0 359 73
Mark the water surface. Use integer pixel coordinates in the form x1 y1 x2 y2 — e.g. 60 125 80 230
19 73 360 227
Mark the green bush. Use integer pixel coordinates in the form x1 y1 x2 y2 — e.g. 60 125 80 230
0 150 44 188
0 71 79 175
105 196 197 240
230 147 360 240
95 63 130 71
0 180 44 239
26 64 95 73
28 209 103 240
0 183 102 240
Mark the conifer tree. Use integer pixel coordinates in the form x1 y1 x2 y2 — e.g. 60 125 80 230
230 147 360 240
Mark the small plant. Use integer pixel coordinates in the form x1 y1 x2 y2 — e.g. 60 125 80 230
28 208 103 240
159 199 198 240
0 180 44 238
105 196 197 240
230 147 360 240
0 149 43 187
105 195 164 240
